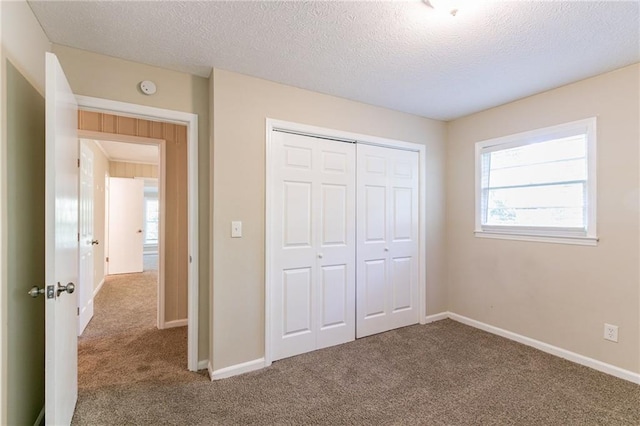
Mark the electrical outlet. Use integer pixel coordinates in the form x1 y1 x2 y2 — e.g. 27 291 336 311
604 323 618 342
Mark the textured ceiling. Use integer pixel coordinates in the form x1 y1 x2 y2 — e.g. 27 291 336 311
29 1 640 120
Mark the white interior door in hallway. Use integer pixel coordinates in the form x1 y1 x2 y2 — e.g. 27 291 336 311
108 177 144 274
78 141 95 335
356 144 420 338
270 131 356 361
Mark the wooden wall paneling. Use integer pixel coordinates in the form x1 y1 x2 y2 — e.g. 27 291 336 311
102 114 117 134
79 110 102 132
116 116 137 136
137 119 150 138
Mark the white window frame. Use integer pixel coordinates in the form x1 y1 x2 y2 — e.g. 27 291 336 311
144 196 159 245
474 118 598 246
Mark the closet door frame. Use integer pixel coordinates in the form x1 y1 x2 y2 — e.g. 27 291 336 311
265 119 427 366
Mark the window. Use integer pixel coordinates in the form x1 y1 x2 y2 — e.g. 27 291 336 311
475 118 597 245
144 198 159 244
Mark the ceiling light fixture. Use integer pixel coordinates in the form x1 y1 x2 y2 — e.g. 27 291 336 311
427 0 466 17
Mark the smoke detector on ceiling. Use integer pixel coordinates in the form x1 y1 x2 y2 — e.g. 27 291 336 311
139 80 157 95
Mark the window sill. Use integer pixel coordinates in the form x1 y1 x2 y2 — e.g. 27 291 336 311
474 230 598 246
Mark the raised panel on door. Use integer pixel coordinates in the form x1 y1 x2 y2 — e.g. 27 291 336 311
364 259 386 318
364 185 386 243
271 131 355 360
391 257 412 312
283 182 312 248
283 267 313 337
319 265 347 329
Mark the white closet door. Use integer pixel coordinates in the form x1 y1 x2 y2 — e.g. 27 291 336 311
271 131 355 361
356 144 419 338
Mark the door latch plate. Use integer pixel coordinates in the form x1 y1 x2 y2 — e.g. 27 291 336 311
47 285 55 299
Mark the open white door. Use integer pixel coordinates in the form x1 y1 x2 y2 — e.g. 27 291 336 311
108 177 144 274
78 141 94 335
45 52 79 424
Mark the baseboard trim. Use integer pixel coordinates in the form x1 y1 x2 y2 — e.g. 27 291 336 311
93 277 105 297
448 312 640 385
211 358 266 381
162 319 187 329
424 312 449 324
33 405 44 426
197 359 209 371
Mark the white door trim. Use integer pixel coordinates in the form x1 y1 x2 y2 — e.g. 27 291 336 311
265 118 427 367
79 131 167 330
75 95 199 372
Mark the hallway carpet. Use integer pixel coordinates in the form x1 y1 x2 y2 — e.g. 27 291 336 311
74 277 640 425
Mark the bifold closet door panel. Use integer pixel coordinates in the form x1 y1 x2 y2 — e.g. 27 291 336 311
356 144 420 338
271 131 356 361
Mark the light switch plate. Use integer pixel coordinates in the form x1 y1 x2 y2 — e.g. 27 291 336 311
231 221 242 238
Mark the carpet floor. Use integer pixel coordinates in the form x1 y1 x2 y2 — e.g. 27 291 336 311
74 267 640 425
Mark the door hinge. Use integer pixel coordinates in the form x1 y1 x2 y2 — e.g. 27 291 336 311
106 256 109 262
77 158 80 168
189 255 192 263
77 233 80 242
77 307 79 316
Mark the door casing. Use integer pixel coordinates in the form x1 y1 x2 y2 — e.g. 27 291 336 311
265 118 427 367
76 96 200 372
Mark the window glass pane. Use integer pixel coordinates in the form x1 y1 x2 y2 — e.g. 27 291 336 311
488 135 586 170
145 199 159 244
486 183 584 227
487 158 586 188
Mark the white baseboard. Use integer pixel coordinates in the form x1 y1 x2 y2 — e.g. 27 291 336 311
447 312 640 385
162 319 187 329
197 359 209 371
33 405 44 426
93 277 105 297
424 312 449 324
211 358 266 381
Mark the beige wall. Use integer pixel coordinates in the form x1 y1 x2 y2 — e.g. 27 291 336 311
446 64 640 374
211 69 447 370
0 1 51 423
82 140 109 292
55 45 210 362
110 161 158 179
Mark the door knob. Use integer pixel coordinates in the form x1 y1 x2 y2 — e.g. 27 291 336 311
56 282 75 297
28 286 45 298
137 229 143 233
318 254 323 259
91 239 99 245
384 247 389 252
